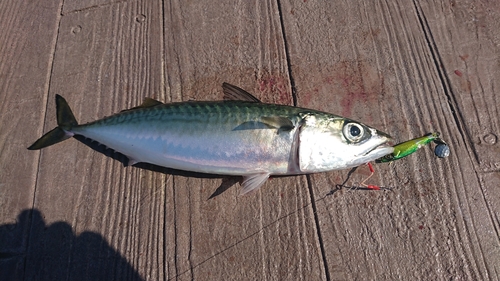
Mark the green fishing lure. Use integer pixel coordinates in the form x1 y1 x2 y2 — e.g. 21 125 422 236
376 132 450 163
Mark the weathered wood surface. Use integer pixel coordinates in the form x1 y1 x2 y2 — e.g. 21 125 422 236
1 0 499 280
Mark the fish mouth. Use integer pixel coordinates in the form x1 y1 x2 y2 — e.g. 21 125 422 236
350 129 394 163
361 132 395 158
348 139 394 168
363 142 394 158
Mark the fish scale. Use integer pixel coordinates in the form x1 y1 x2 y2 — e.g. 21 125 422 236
73 102 302 172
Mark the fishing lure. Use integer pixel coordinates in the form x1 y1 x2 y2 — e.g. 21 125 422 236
355 133 450 191
376 132 450 163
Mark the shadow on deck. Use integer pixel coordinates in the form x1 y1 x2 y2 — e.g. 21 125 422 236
0 209 143 280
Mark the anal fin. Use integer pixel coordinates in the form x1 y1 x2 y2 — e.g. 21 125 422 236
240 172 271 195
126 157 140 167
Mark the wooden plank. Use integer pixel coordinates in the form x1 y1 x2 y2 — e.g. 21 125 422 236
62 0 115 14
281 0 498 279
0 0 62 279
11 0 498 279
162 1 325 279
417 0 500 173
25 1 163 280
416 0 500 278
24 0 327 280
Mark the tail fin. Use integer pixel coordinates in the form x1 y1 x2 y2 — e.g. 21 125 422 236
28 95 78 150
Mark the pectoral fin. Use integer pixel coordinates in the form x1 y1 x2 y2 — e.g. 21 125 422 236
233 116 295 132
240 172 271 195
260 116 295 132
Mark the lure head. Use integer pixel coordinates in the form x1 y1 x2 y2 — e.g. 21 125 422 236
298 113 394 172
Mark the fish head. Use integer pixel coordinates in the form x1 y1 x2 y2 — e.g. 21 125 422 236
298 114 394 172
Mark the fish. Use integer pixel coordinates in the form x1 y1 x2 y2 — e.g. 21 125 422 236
28 83 394 194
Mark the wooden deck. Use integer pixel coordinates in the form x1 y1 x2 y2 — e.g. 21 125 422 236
1 0 500 280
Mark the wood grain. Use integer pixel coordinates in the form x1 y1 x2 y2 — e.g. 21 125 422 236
418 0 500 173
25 1 163 280
281 0 499 279
162 1 324 279
0 0 62 279
63 0 116 15
1 0 499 280
417 0 500 278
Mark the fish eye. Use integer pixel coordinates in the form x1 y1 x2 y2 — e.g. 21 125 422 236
343 122 365 143
350 125 361 137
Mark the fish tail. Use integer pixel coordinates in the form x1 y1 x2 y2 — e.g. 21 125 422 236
27 95 78 150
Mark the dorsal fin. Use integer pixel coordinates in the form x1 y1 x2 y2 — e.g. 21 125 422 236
222 83 261 102
121 97 163 112
140 97 164 107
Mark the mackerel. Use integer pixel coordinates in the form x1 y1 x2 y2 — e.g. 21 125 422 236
28 83 394 194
